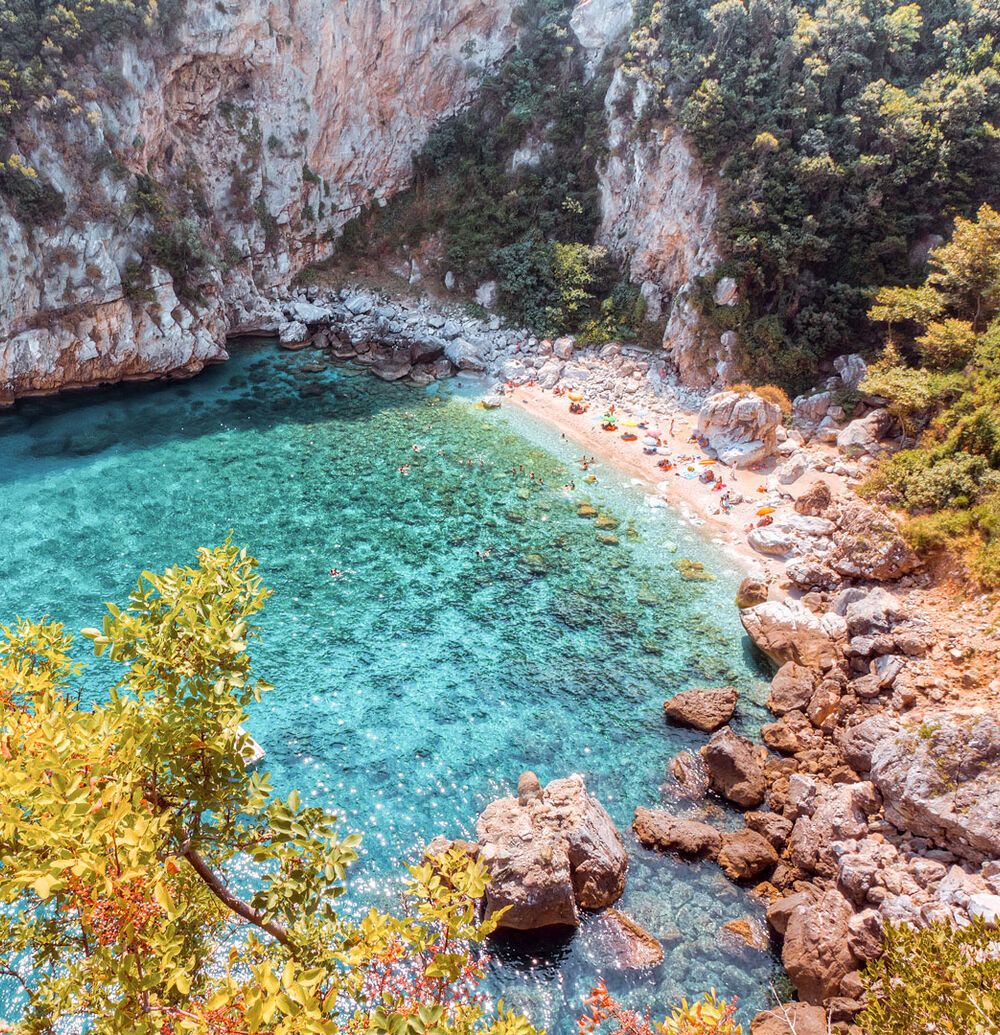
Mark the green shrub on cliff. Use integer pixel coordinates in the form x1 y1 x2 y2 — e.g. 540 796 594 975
0 0 169 125
860 919 1000 1035
0 0 178 215
331 0 643 341
626 0 1000 390
860 204 1000 585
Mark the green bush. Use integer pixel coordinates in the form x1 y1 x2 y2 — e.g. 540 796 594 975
331 0 640 341
0 0 164 128
0 157 65 223
860 206 1000 584
626 0 1000 391
147 217 213 301
860 919 1000 1035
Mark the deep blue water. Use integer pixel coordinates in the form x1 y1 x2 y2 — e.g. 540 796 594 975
0 341 781 1029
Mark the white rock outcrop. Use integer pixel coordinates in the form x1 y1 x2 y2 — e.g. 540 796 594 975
1 0 518 402
696 390 782 468
596 70 724 387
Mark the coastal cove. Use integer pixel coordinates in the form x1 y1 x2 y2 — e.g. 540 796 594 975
0 340 781 1030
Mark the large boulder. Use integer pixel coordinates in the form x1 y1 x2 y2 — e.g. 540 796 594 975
740 601 845 669
837 714 902 773
782 888 860 1004
476 773 627 929
828 501 919 582
701 727 768 808
664 687 738 732
633 808 722 857
767 662 816 716
445 337 486 371
717 829 779 881
869 712 1000 863
794 479 832 516
837 409 891 457
697 391 783 468
842 588 906 637
834 354 867 390
786 781 880 877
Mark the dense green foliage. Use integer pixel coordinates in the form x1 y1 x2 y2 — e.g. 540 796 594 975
627 0 1000 389
860 919 1000 1034
0 542 541 1035
333 0 646 341
861 204 1000 585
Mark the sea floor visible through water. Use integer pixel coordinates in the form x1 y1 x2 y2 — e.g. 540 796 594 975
0 340 783 1029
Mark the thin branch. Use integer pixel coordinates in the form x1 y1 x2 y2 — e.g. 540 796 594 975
181 845 292 948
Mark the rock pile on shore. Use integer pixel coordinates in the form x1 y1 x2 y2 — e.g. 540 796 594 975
639 572 1000 1028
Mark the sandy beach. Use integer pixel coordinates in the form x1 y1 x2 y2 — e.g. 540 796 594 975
504 384 850 585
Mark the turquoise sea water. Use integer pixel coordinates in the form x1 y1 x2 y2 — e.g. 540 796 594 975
0 341 781 1029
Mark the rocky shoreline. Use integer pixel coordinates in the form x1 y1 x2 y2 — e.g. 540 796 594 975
240 286 998 1033
22 278 1000 1030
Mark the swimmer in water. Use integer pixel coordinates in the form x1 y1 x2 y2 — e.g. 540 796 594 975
329 568 342 578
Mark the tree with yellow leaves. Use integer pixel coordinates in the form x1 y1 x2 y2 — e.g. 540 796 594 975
0 542 538 1035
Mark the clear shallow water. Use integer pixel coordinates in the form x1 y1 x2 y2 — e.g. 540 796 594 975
0 342 781 1028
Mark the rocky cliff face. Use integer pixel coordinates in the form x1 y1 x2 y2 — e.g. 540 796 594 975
1 0 516 402
596 69 728 389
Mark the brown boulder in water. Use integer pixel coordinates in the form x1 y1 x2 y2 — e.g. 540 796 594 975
717 829 779 881
633 807 722 857
476 773 627 930
701 727 768 808
664 686 738 733
590 908 665 969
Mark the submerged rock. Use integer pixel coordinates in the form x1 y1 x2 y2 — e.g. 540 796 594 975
476 773 627 930
590 908 665 969
721 916 770 952
667 750 711 798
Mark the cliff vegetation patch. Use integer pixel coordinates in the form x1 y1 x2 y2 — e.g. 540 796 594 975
328 0 651 344
627 0 1000 391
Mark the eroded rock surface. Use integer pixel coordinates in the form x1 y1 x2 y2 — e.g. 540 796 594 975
476 773 627 929
870 712 1000 863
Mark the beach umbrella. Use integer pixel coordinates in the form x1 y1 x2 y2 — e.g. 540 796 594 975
643 436 658 447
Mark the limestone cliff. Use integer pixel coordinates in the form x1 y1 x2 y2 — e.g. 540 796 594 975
596 69 728 389
1 0 517 402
